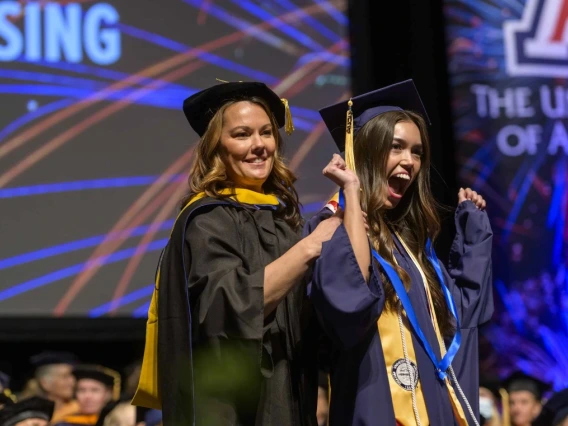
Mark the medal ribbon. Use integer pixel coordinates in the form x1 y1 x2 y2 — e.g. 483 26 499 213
338 189 461 380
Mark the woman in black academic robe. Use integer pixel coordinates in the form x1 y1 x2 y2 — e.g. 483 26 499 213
133 82 340 426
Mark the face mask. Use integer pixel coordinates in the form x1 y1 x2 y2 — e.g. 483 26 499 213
479 397 494 419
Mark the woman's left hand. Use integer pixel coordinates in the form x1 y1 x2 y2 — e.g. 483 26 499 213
458 187 486 210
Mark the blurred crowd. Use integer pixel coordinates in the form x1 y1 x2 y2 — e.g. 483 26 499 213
3 351 568 426
0 352 160 426
500 266 568 338
481 372 568 426
0 352 331 426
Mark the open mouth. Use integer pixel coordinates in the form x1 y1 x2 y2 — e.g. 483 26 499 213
387 173 410 199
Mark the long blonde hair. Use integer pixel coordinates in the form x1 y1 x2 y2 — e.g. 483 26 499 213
181 97 302 230
355 110 454 337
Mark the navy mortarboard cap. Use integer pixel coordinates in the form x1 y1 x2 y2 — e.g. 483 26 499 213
182 81 294 137
502 371 551 400
480 374 502 401
532 388 568 426
29 351 78 368
0 397 54 426
73 365 121 401
319 79 430 153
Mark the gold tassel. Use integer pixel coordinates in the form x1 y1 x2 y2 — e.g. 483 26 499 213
280 98 294 135
101 367 122 401
2 388 16 403
500 388 510 426
345 98 356 172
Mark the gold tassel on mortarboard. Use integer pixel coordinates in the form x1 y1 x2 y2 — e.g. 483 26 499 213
500 388 510 426
345 98 356 173
99 367 121 401
2 388 16 403
280 98 294 135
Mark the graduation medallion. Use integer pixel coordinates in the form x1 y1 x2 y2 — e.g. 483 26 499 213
392 359 419 391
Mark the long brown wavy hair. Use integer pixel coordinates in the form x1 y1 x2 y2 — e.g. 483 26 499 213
355 110 454 337
181 96 302 230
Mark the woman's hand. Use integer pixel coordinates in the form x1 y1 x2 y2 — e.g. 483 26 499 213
458 187 486 210
323 154 360 192
303 213 343 259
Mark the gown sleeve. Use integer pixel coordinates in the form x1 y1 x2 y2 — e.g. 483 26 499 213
445 200 494 328
305 208 385 349
185 205 274 374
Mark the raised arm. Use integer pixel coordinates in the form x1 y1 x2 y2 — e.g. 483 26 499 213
322 154 370 281
306 212 384 348
305 154 385 348
446 188 494 327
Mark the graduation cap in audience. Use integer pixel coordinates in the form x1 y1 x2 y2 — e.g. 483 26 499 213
318 79 430 172
0 393 14 407
532 388 568 426
480 374 503 401
0 362 15 406
73 365 121 401
0 397 54 426
182 81 294 137
29 351 78 368
502 371 551 400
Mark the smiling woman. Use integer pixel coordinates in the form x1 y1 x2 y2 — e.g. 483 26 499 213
182 92 301 229
220 102 276 191
133 81 342 426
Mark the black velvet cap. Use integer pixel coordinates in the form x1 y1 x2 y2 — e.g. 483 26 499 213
0 397 54 426
319 79 430 152
182 82 286 137
502 371 551 400
480 374 502 400
533 388 568 426
29 351 78 368
73 365 120 395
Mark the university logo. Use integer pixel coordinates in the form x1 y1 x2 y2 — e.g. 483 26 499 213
504 0 568 77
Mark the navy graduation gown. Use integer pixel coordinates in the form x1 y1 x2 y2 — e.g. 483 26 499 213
305 200 493 426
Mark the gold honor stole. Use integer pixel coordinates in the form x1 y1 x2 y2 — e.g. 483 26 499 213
322 193 467 426
385 234 468 426
132 188 280 409
378 307 430 425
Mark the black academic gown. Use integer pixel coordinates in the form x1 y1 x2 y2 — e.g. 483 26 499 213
157 196 320 426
